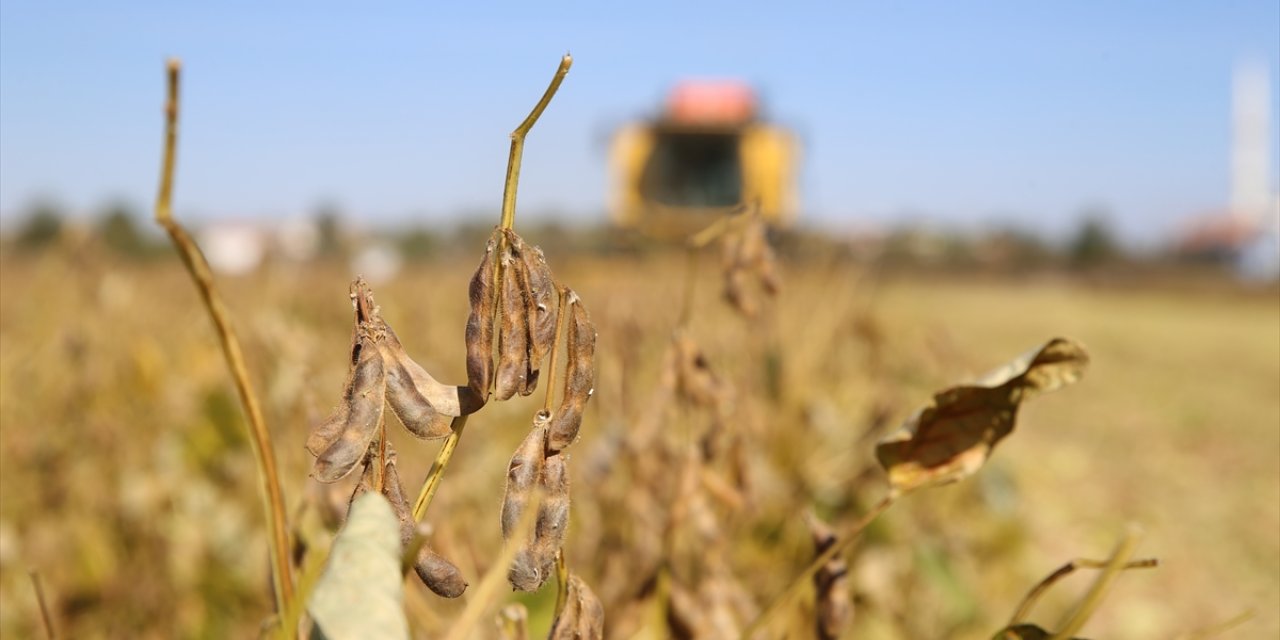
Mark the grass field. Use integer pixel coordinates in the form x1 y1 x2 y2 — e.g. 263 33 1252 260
1 247 1276 638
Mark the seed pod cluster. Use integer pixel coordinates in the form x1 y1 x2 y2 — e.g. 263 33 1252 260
500 291 597 592
348 441 468 598
549 573 605 640
308 279 477 482
807 513 852 640
466 228 563 402
721 213 780 319
501 411 572 591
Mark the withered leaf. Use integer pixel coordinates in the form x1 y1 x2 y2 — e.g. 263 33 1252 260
875 338 1088 494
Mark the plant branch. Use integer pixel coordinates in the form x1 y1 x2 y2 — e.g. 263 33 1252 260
554 550 569 618
1051 525 1142 639
1009 557 1157 624
741 494 895 638
152 58 294 616
29 571 54 640
411 415 468 522
500 54 572 230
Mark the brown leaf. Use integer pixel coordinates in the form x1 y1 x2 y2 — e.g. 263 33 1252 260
875 338 1088 494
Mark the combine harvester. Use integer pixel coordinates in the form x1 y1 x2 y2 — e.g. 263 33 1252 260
609 81 801 238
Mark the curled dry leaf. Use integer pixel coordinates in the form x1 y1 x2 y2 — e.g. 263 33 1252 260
875 338 1089 494
549 291 597 453
549 574 605 640
465 232 498 401
807 513 852 640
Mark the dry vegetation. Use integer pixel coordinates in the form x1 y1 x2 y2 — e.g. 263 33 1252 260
1 58 1278 640
0 244 1276 638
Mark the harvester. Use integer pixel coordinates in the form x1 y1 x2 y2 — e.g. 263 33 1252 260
608 81 800 238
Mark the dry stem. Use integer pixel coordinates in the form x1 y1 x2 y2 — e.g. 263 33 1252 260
1009 557 1157 625
152 58 294 616
741 494 895 638
29 571 54 640
1051 525 1142 638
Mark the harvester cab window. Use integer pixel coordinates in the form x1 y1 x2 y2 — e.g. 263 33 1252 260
640 130 743 208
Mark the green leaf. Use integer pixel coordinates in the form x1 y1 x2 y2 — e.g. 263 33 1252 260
875 338 1088 494
308 493 409 640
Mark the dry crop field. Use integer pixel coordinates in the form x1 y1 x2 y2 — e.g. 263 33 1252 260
0 243 1276 638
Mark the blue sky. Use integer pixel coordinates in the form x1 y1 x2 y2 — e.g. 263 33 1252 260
1 1 1277 241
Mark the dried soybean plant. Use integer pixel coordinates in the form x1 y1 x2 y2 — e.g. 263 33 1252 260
298 54 604 637
151 58 295 618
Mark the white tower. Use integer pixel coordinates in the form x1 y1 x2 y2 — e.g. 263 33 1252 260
1230 61 1272 224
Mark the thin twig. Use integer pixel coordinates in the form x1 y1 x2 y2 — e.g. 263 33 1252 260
500 54 573 230
29 571 54 640
1009 557 1157 624
741 494 895 638
554 549 569 618
1051 525 1142 639
152 58 294 615
412 415 468 522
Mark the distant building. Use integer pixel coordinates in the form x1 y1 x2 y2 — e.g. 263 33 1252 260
1172 61 1279 279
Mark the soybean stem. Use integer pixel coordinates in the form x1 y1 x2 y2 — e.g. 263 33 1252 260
29 571 54 640
152 58 294 616
1051 526 1142 639
500 54 573 230
412 415 468 522
741 494 895 638
554 550 569 618
1010 557 1157 625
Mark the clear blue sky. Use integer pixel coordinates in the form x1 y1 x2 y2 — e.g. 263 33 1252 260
1 1 1277 241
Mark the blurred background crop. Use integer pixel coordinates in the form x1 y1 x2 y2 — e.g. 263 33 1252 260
1 1 1277 638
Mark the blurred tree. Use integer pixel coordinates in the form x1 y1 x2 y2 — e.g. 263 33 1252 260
1069 214 1120 267
14 202 64 249
397 226 439 260
98 204 159 258
314 203 344 257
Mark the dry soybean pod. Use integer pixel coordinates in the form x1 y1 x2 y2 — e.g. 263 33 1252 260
502 412 550 540
312 324 387 482
378 321 457 439
464 231 499 402
510 230 559 390
548 574 605 640
494 242 531 400
548 292 596 453
380 445 468 598
306 281 377 455
524 450 570 589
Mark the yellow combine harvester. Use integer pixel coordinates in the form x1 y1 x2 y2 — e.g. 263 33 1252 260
609 81 800 238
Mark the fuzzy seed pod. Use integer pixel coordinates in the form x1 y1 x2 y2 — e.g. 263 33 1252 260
507 230 559 393
549 574 605 640
495 244 530 400
464 232 498 402
378 321 461 439
548 293 596 453
382 448 467 598
510 450 571 591
311 324 387 483
307 282 378 456
501 412 551 541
